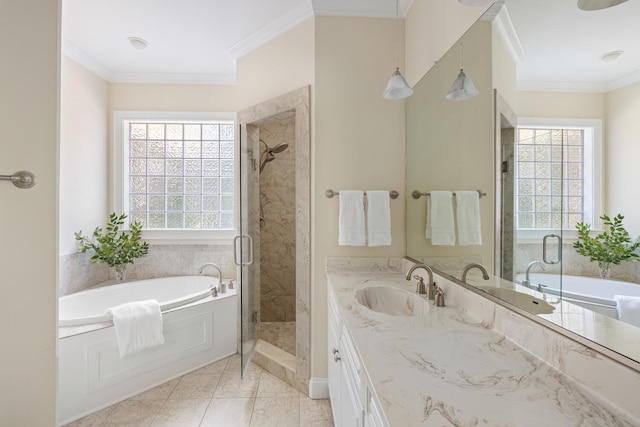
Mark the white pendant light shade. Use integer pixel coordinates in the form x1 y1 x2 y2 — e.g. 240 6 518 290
577 0 628 10
458 0 495 7
383 68 414 100
446 69 479 101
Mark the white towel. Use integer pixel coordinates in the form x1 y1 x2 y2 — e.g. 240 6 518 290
367 191 391 246
425 191 455 246
339 190 365 246
456 190 482 246
614 295 640 328
106 299 165 357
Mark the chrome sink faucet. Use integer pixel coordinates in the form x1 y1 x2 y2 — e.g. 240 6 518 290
461 263 490 283
522 261 546 288
405 263 436 300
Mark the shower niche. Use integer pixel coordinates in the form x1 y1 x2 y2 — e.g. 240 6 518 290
237 86 311 394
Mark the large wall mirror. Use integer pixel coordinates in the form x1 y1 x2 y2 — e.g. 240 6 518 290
406 0 640 369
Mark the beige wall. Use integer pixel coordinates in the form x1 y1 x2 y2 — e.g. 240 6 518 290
60 56 110 254
514 90 605 119
491 24 517 107
405 0 485 87
0 0 58 425
405 21 494 265
236 19 315 111
313 16 407 377
606 81 640 236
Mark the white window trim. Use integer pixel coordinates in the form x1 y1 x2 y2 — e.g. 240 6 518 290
113 111 237 243
516 117 603 242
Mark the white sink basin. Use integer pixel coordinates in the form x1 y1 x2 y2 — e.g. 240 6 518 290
479 286 555 315
354 286 430 316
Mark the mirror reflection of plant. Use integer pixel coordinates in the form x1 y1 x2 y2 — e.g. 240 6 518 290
75 212 149 270
573 214 640 264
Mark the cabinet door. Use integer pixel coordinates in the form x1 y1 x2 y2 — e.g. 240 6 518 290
340 356 363 427
328 315 341 424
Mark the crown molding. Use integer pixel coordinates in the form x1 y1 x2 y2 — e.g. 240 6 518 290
108 72 236 85
62 39 112 81
228 2 314 61
482 1 526 67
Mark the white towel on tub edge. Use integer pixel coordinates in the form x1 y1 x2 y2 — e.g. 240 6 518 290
106 299 165 357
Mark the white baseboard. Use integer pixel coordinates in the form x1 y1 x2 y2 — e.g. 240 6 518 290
308 377 330 399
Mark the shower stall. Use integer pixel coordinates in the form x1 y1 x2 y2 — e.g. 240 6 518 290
237 86 310 394
256 126 296 356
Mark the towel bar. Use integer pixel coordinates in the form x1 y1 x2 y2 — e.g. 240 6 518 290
0 171 36 189
411 190 485 199
326 189 399 199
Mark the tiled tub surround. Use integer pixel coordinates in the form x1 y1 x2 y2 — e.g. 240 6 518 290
326 258 640 426
59 243 236 297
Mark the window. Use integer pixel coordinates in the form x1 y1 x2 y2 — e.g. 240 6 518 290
114 111 236 240
516 118 601 235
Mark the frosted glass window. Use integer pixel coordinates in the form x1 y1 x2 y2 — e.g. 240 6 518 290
126 120 235 230
516 126 589 231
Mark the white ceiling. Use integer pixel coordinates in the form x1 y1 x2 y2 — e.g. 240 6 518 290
504 0 640 92
62 0 640 91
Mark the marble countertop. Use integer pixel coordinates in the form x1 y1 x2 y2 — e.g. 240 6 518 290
327 271 637 427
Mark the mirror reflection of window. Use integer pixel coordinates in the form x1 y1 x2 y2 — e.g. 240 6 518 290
515 118 602 237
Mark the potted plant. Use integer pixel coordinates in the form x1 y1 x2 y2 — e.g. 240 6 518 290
75 212 150 282
573 214 640 278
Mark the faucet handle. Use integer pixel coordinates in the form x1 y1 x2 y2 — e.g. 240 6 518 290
434 286 445 307
413 275 426 294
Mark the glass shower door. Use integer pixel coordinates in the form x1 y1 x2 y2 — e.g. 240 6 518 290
511 126 566 300
237 123 257 377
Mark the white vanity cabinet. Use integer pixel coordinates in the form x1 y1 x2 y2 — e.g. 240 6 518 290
328 287 387 427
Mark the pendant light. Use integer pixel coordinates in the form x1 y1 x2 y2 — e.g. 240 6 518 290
577 0 628 11
383 0 413 100
446 41 479 101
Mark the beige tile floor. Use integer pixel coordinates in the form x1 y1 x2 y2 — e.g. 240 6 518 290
257 322 296 356
64 354 334 427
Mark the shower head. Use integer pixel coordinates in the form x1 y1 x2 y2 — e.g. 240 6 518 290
270 142 289 154
260 140 289 155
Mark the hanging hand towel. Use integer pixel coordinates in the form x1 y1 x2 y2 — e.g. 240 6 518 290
339 190 365 246
456 190 482 246
425 191 455 246
614 295 640 328
106 299 165 358
367 191 391 246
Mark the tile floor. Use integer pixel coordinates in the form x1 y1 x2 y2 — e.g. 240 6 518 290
257 322 296 356
64 354 334 427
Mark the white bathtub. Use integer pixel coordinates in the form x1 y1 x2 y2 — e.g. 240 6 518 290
59 275 218 326
516 273 640 318
58 276 237 425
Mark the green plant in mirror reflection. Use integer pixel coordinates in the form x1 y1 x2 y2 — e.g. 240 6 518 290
573 214 640 267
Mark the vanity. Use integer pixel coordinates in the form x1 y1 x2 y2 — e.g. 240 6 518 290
326 258 640 427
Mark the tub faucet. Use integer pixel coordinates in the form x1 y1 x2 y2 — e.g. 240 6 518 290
461 263 490 283
198 263 223 285
522 261 546 288
405 263 436 300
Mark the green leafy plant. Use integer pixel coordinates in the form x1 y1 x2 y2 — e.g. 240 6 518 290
75 213 149 274
573 214 640 264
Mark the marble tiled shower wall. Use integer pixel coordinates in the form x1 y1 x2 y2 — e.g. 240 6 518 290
259 114 296 322
59 244 236 296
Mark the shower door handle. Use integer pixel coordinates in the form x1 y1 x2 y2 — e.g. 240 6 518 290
543 233 562 265
233 234 254 266
244 234 254 266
